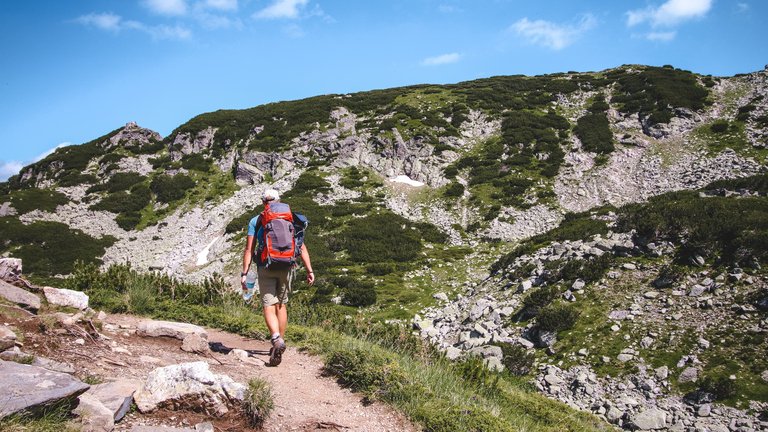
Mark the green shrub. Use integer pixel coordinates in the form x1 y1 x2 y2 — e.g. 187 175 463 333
365 262 396 276
115 212 142 231
342 280 377 307
244 377 274 427
520 286 561 319
86 172 146 194
4 188 69 214
90 184 151 213
292 171 331 193
705 174 768 194
710 120 730 133
324 346 406 400
444 182 465 197
57 170 98 187
497 343 535 376
180 154 212 172
150 174 196 203
558 255 614 284
336 211 422 263
575 112 614 154
537 304 580 333
700 376 738 401
0 219 115 276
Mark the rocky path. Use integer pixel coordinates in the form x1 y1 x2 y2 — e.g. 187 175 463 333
1 304 415 432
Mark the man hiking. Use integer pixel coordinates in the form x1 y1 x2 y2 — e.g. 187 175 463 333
241 188 315 366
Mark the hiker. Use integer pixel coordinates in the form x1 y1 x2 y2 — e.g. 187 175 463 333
241 188 315 366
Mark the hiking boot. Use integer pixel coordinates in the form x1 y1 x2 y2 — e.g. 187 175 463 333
268 336 286 366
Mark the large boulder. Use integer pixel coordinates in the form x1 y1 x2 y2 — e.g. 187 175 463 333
0 258 22 282
0 360 90 418
137 320 208 341
133 361 245 416
73 393 114 432
43 286 89 310
0 280 40 312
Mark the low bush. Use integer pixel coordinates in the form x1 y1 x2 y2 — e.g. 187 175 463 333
700 376 738 401
180 154 212 172
365 262 396 276
497 343 535 376
4 188 69 214
90 184 151 213
341 279 377 307
444 182 465 197
0 219 115 276
244 377 274 427
519 286 560 320
558 255 614 284
86 172 146 194
336 211 423 264
150 174 196 203
537 304 580 333
710 120 730 133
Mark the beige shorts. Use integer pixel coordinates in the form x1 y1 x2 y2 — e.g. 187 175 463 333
257 266 292 306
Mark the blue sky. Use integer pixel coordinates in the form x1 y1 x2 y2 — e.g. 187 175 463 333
1 0 766 180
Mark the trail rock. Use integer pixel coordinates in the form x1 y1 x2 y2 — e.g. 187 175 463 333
73 393 114 432
0 258 22 282
0 280 40 311
181 334 210 353
137 320 208 341
43 286 89 310
87 378 142 422
130 427 195 432
0 360 90 418
679 367 699 384
629 408 667 430
1 325 17 351
133 361 245 416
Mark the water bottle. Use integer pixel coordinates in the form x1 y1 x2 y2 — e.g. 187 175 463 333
243 270 257 302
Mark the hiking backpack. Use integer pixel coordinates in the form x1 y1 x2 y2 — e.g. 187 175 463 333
258 202 296 269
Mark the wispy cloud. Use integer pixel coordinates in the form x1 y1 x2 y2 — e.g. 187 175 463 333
203 0 238 11
0 161 23 181
254 0 308 19
75 13 192 40
422 52 462 66
627 0 712 27
75 13 122 31
737 2 750 13
646 31 677 41
34 143 70 162
143 0 189 16
510 14 596 50
282 23 305 38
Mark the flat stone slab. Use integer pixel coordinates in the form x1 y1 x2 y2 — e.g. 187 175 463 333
73 393 114 432
87 378 142 422
1 325 17 351
630 408 667 430
43 286 89 310
0 280 40 312
0 360 90 418
137 320 208 341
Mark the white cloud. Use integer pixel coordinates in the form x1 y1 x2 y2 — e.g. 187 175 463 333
254 0 308 19
34 143 70 162
646 31 677 41
422 52 462 66
627 0 712 27
510 14 596 50
143 0 189 16
204 0 237 11
737 3 750 12
75 13 122 31
282 23 305 38
75 13 191 40
0 161 23 181
195 12 243 29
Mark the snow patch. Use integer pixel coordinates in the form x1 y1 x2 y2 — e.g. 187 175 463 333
390 175 425 187
196 237 219 266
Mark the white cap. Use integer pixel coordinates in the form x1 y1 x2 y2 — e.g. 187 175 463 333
263 188 280 202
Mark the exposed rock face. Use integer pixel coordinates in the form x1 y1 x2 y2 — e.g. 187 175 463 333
0 360 90 418
43 286 89 310
104 122 163 150
0 258 22 282
0 280 41 311
172 127 217 157
133 362 245 416
137 320 208 341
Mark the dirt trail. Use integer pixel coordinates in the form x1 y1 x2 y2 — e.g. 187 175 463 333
3 308 416 432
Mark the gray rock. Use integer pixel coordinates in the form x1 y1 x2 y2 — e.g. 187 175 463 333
137 320 208 341
617 353 634 362
88 379 142 422
0 280 40 311
0 258 22 282
655 366 669 380
679 367 699 384
134 361 245 416
43 286 89 310
433 292 449 302
622 263 637 270
195 422 214 432
697 403 711 417
32 356 76 374
181 334 210 354
609 310 630 320
689 284 707 297
484 357 504 372
629 408 667 430
469 345 503 359
131 427 195 432
606 406 624 423
445 346 462 360
571 279 586 291
0 360 90 418
0 326 17 351
643 291 660 299
544 374 564 386
761 370 768 383
73 393 114 432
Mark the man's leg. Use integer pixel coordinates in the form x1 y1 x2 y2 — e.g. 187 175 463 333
276 303 287 338
262 304 280 336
